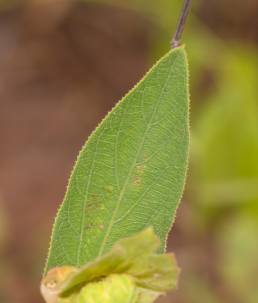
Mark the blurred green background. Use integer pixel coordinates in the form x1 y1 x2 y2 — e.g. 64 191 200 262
0 0 257 302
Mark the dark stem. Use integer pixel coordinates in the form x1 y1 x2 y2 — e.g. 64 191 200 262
171 0 192 48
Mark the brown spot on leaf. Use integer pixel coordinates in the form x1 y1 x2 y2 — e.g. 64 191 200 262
133 163 145 186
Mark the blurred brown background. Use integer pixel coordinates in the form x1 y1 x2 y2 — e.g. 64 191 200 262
0 0 257 302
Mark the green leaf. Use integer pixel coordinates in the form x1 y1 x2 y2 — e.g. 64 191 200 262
57 228 179 296
45 46 189 272
41 229 179 303
76 274 138 303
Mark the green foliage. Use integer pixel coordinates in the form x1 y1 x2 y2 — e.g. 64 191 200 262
192 45 258 209
45 46 189 272
218 215 258 303
41 229 179 303
187 44 258 302
75 274 138 303
58 228 179 296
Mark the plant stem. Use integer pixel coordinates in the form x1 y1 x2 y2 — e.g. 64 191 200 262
171 0 192 48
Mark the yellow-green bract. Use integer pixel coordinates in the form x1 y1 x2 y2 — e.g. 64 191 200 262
41 228 180 303
45 46 190 272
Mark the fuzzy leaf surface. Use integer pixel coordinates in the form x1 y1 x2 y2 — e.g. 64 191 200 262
45 46 189 272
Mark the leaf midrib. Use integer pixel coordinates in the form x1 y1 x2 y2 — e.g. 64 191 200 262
97 52 179 257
